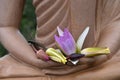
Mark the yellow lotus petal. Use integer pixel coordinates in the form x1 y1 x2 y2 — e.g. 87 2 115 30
46 48 62 57
81 47 110 57
50 56 62 63
55 49 67 60
46 48 67 64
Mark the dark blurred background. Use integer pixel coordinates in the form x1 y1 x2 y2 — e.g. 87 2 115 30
0 0 36 57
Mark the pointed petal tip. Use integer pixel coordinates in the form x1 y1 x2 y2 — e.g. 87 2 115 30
57 26 64 36
69 60 79 65
85 26 90 31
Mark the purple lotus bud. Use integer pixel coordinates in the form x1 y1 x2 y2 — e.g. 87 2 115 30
54 27 76 56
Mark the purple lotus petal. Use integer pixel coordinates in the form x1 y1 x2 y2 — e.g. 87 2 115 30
55 28 76 56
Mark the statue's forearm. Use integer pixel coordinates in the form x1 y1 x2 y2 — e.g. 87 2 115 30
0 27 38 66
0 27 62 68
0 0 38 67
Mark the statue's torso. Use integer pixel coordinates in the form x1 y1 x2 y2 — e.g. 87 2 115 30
33 0 98 48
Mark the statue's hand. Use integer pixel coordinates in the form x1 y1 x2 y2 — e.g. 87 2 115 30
35 49 64 69
42 55 108 75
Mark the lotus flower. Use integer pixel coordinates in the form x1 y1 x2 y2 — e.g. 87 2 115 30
46 26 110 64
